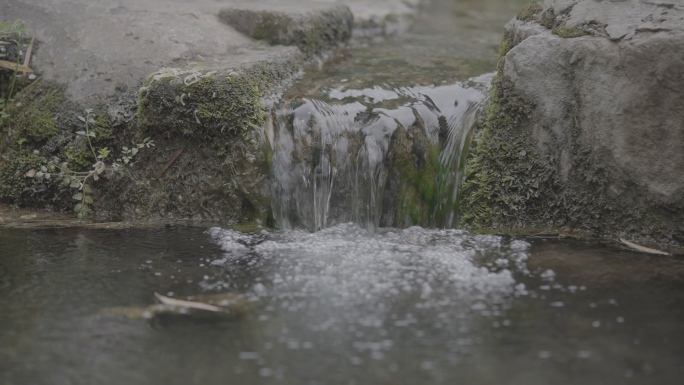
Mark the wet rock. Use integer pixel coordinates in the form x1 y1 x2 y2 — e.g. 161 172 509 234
0 0 414 222
219 6 353 55
461 0 684 243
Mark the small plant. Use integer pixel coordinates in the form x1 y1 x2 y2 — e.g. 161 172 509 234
16 137 26 154
0 19 27 131
28 108 155 217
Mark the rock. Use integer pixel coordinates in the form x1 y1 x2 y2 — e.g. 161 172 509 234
0 0 418 221
461 0 684 243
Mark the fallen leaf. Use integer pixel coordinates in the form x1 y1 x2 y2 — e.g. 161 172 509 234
154 292 223 312
619 238 670 256
25 169 36 178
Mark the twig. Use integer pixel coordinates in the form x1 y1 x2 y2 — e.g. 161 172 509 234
156 147 184 177
22 37 34 70
0 59 32 73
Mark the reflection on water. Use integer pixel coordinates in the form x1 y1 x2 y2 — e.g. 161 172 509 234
1 226 683 385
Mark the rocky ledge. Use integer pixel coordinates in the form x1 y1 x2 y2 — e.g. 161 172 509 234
0 0 418 226
460 0 684 244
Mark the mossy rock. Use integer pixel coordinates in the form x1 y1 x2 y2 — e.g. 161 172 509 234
131 60 300 223
219 6 353 56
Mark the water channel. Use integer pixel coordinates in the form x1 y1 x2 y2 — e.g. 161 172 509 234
2 1 684 384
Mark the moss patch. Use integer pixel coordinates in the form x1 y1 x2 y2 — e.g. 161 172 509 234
131 59 300 223
220 7 352 57
459 37 561 230
11 86 63 144
553 24 588 38
516 2 543 22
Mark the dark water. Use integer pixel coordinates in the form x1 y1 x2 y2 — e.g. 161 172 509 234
3 1 683 384
1 226 683 385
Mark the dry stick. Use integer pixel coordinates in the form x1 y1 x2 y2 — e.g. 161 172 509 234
0 59 32 73
22 37 34 69
156 147 185 177
154 292 222 312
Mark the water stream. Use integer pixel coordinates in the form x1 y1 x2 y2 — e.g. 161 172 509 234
2 1 683 384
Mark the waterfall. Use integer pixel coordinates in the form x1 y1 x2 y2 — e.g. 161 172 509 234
265 82 485 231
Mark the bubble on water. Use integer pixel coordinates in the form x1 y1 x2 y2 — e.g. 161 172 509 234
259 368 272 377
577 351 592 359
550 301 564 307
592 320 601 328
540 269 556 281
538 351 551 359
208 223 533 351
616 317 625 323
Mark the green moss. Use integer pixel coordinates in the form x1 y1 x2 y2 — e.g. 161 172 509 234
553 24 587 38
92 113 113 141
245 8 351 56
133 66 297 223
458 36 558 229
0 151 66 209
138 73 267 142
11 87 63 144
64 143 93 171
516 2 543 21
539 9 556 29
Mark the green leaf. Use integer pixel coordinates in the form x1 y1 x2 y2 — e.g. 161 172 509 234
78 116 86 122
70 180 80 188
72 193 83 200
83 184 91 193
76 130 86 135
74 204 83 213
85 196 93 204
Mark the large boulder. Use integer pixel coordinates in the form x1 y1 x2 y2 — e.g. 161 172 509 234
461 0 684 244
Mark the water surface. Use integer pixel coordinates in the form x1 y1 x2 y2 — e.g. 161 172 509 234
1 226 683 384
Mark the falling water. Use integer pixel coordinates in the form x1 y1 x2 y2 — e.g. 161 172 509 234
264 78 489 232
